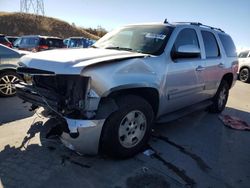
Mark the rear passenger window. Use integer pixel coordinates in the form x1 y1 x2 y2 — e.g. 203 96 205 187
201 31 220 58
218 34 237 57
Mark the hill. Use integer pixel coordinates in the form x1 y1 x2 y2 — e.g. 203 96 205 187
0 12 100 40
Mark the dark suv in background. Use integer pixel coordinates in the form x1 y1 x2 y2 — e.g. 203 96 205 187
0 34 13 48
14 35 65 52
63 37 95 48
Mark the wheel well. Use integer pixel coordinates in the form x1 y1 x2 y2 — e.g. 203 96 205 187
107 87 159 116
0 68 16 74
222 73 233 88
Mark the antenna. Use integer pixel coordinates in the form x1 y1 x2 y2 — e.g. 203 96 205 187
163 19 168 24
20 0 45 16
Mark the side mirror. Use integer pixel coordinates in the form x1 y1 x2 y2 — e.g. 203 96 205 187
172 44 200 59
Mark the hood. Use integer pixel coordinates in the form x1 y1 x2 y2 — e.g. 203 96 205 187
19 48 146 74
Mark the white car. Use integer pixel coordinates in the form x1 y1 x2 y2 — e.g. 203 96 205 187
238 50 250 83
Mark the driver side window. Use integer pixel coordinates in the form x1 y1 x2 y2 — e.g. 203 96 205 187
171 28 200 60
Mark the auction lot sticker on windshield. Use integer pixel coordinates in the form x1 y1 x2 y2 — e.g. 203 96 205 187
145 33 166 40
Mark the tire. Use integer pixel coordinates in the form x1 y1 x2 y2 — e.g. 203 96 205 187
100 95 154 158
0 71 20 97
239 68 250 83
209 80 229 113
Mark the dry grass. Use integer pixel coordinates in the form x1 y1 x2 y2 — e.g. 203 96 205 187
0 12 99 40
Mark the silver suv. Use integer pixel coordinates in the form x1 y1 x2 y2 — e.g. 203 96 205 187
16 21 238 158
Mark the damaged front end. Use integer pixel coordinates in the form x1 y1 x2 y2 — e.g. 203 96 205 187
16 67 106 155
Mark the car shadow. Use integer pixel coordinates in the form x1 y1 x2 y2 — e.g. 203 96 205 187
0 118 175 188
0 96 34 125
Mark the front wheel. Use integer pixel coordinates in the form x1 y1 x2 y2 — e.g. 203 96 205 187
209 80 229 113
100 95 154 158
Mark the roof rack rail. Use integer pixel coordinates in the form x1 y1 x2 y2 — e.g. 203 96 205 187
173 22 202 26
172 22 225 33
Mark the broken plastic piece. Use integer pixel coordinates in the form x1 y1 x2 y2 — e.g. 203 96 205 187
143 149 155 156
219 114 250 131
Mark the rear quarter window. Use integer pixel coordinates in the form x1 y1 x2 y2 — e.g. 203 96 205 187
218 34 237 57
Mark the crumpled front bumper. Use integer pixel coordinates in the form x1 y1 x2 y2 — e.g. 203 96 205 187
61 118 105 155
16 82 105 155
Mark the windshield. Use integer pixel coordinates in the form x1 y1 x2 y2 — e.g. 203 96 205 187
94 25 173 55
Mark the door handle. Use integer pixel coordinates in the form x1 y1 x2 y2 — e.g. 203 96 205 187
218 63 225 68
196 65 205 71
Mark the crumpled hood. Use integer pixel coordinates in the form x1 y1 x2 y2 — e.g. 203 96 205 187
19 48 146 74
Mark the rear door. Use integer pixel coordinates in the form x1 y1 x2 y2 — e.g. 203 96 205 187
200 30 222 98
163 28 206 113
0 45 20 65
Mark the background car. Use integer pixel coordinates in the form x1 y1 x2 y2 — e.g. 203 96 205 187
14 35 65 52
6 36 19 46
0 34 13 48
238 50 250 83
0 44 30 97
63 37 95 48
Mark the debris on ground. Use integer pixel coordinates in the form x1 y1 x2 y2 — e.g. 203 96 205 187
141 167 149 173
143 149 155 156
219 114 250 131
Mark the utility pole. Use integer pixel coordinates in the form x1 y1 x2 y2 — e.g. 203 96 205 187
20 0 45 16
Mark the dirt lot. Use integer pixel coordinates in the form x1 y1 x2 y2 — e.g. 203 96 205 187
0 81 250 188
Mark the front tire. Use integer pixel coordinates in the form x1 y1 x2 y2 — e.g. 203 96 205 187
209 80 229 113
100 95 154 158
239 68 250 83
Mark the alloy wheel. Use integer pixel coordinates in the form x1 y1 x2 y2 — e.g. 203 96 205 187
0 74 19 96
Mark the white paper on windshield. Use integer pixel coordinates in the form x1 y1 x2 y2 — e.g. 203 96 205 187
145 33 166 40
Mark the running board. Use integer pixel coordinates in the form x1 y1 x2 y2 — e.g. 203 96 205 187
156 100 213 123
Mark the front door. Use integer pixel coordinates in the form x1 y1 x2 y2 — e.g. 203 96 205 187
160 28 206 115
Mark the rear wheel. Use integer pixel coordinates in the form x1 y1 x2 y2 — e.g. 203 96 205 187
239 68 250 83
209 80 229 113
0 71 20 97
100 95 154 158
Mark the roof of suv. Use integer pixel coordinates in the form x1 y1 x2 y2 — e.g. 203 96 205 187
125 21 226 34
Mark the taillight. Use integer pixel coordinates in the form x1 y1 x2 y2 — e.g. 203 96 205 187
38 45 49 51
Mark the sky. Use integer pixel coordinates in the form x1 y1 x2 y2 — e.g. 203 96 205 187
0 0 249 49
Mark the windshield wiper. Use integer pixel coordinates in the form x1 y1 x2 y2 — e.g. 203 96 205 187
105 46 133 52
90 45 98 48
